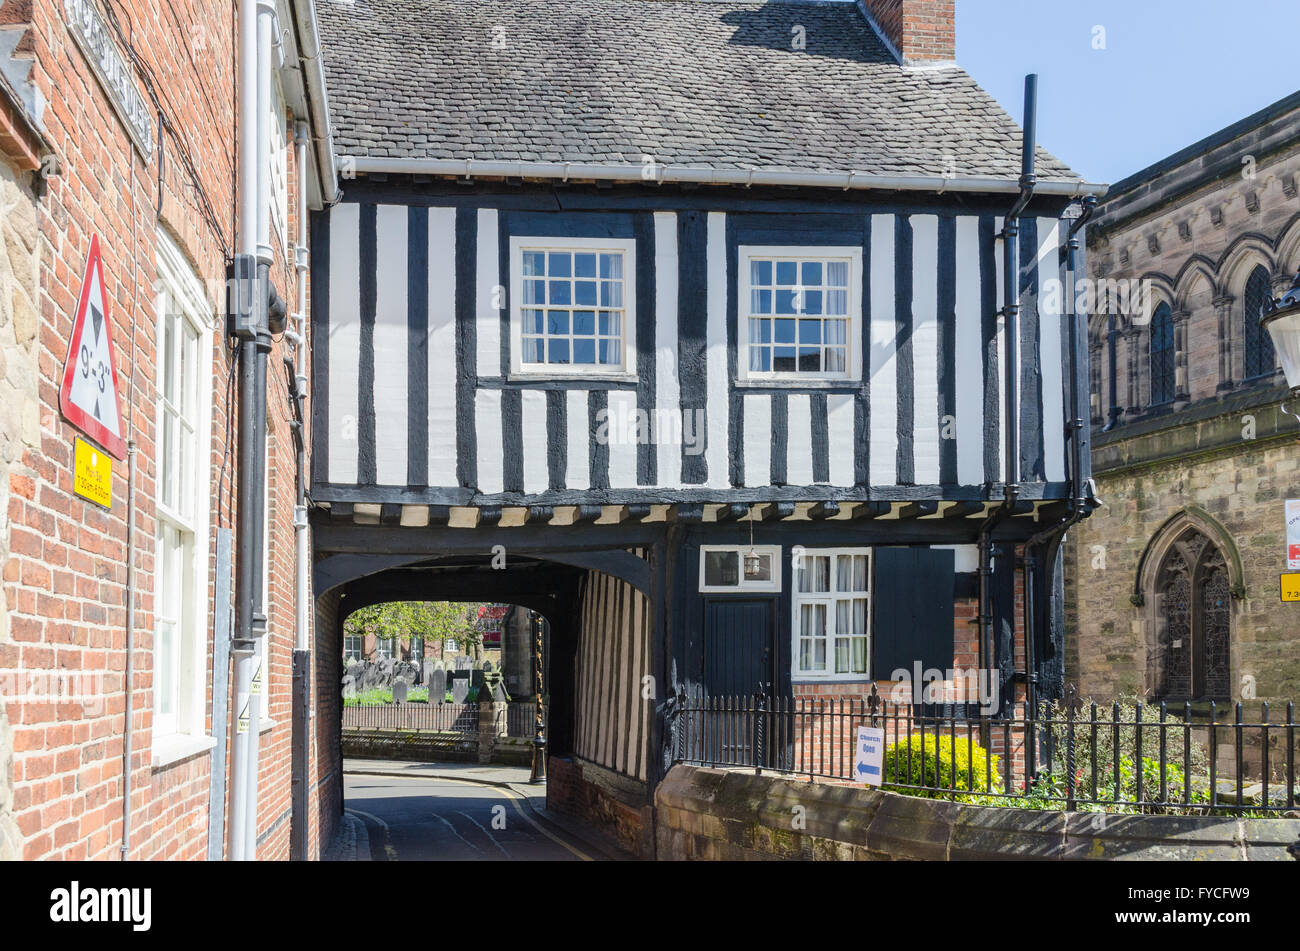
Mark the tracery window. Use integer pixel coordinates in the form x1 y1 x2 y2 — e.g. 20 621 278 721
1243 265 1276 380
1151 528 1231 702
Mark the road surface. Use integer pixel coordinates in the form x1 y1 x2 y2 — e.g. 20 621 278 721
344 774 601 861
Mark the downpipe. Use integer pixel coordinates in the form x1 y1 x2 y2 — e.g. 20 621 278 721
980 75 1038 721
120 441 137 859
289 120 312 861
229 0 275 861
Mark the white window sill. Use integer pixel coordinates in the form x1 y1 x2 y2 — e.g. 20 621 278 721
259 718 276 735
151 732 218 769
735 377 862 389
507 370 639 385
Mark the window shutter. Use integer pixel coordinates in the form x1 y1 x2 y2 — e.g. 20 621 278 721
872 547 956 679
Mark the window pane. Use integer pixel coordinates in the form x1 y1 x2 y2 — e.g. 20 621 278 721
704 550 739 587
798 556 830 593
548 281 571 306
574 253 597 277
751 260 771 286
801 261 822 286
776 261 797 285
572 338 595 364
522 252 545 276
826 261 848 286
548 252 571 277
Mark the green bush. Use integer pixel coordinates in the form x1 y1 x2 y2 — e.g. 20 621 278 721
882 733 1001 799
1035 696 1212 811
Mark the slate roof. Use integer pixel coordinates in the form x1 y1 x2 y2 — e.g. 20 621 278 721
316 0 1082 184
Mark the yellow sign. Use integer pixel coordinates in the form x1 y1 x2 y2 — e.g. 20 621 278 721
73 437 112 508
1282 573 1300 603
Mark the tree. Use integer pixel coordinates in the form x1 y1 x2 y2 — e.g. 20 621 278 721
342 601 485 660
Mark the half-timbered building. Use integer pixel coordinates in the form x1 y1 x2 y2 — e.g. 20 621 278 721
310 0 1104 853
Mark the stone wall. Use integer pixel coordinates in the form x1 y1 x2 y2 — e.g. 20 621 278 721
1066 404 1299 703
1073 93 1300 709
0 159 41 860
655 765 1300 861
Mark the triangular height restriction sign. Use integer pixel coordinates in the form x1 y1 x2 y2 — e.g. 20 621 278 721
59 234 127 460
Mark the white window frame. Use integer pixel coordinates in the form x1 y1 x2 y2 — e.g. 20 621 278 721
508 236 638 380
377 638 393 660
791 547 873 682
343 635 362 663
151 230 216 765
698 545 782 593
737 245 863 384
268 76 289 257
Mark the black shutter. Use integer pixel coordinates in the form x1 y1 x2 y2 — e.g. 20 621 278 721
872 547 957 680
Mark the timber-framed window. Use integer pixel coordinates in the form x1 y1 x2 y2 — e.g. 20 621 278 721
737 246 863 382
792 548 871 679
509 237 637 379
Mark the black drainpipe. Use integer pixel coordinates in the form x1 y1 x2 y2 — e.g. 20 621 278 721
1022 195 1103 718
979 74 1037 713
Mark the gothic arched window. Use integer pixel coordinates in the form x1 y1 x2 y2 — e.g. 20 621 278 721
1149 302 1175 406
1151 528 1231 702
1243 265 1276 380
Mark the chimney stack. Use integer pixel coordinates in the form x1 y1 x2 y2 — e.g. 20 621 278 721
859 0 956 64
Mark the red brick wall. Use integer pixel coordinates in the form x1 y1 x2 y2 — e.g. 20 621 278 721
860 0 956 63
0 1 325 860
790 565 1031 787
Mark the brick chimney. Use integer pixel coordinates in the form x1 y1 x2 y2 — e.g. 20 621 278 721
859 0 956 64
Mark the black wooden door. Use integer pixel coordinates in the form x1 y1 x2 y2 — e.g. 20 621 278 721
703 598 773 697
699 599 773 765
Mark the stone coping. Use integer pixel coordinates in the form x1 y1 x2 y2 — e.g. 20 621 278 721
655 766 1300 861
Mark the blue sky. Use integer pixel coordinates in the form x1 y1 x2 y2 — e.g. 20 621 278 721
955 0 1300 185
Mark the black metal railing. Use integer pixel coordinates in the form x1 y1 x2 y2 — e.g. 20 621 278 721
672 685 1299 815
342 702 480 734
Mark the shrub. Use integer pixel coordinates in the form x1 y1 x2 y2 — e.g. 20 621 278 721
882 733 1001 798
1036 695 1211 809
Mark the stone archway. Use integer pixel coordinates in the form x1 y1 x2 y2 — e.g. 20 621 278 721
1136 508 1243 702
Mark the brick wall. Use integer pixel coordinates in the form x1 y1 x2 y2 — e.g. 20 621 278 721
0 2 323 860
859 0 955 63
547 755 651 858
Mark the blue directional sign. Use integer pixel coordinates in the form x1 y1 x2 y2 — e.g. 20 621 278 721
855 726 884 786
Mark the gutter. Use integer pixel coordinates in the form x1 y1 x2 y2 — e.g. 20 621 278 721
289 0 340 204
341 156 1107 198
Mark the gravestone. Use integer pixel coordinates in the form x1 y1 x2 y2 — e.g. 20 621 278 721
451 677 469 704
428 667 446 701
391 678 409 703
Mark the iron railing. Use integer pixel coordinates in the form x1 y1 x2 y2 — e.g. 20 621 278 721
342 702 479 734
342 700 546 738
672 685 1299 815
